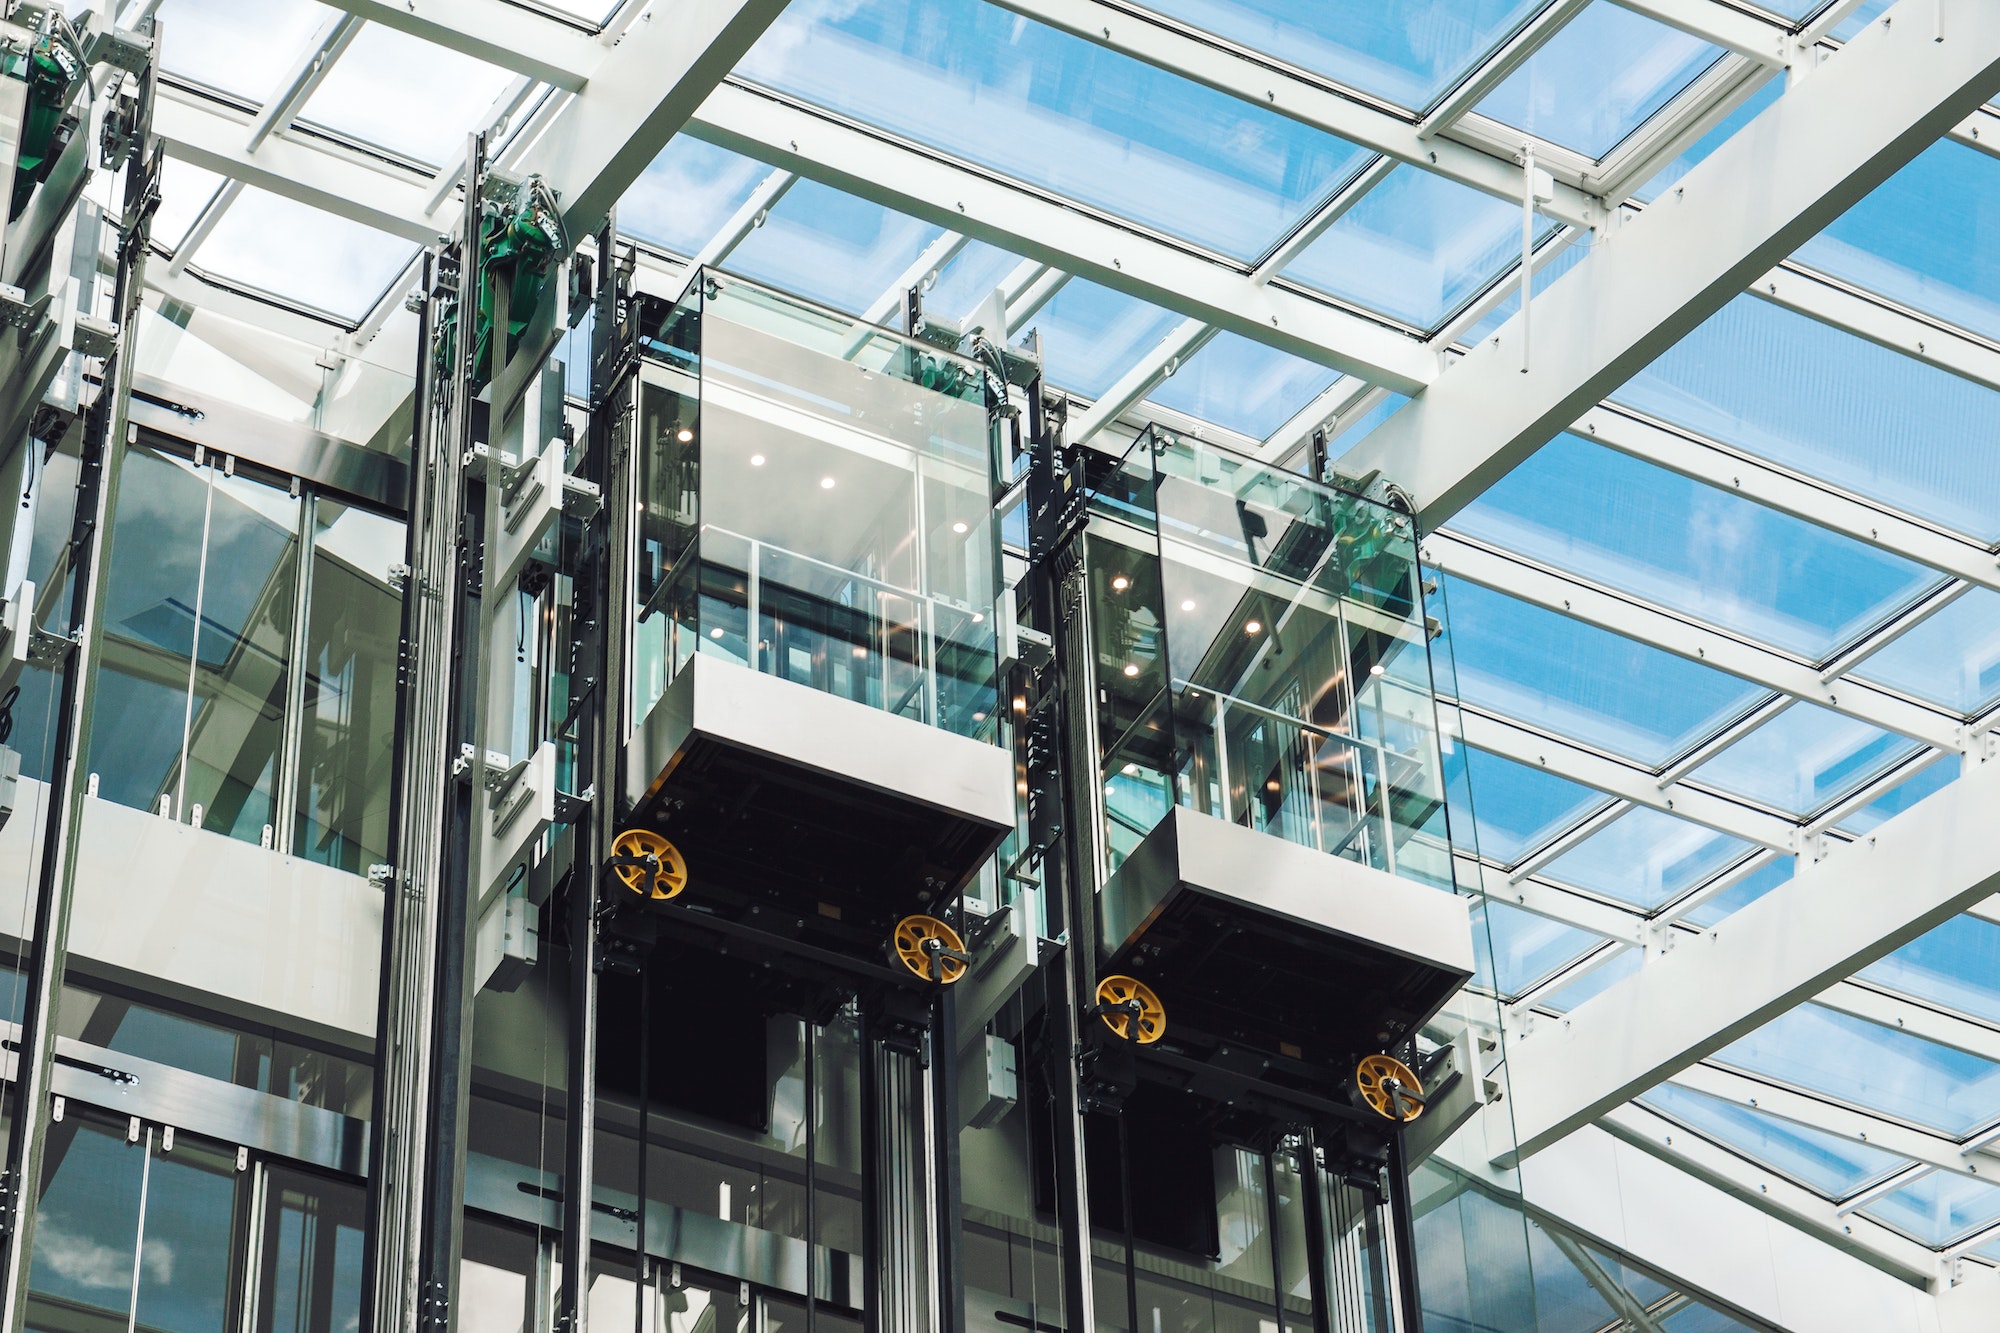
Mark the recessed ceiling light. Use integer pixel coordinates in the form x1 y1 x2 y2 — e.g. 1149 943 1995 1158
952 521 968 534
677 428 694 443
1122 763 1139 776
820 476 836 489
1180 599 1196 611
750 454 766 467
1122 663 1140 676
1370 662 1386 676
1265 779 1280 792
709 627 724 639
1244 619 1262 635
1111 574 1131 592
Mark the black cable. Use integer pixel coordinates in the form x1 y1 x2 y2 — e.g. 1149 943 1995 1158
805 1020 818 1333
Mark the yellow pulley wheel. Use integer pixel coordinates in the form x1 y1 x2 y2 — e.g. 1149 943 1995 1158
1354 1053 1426 1123
611 828 687 901
1095 975 1165 1045
893 915 969 985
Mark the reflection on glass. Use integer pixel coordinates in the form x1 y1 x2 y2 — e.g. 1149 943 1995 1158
1637 1083 1906 1201
254 1166 366 1333
1088 427 1450 887
1689 702 1918 818
1145 331 1341 442
727 178 945 316
622 138 773 257
133 1136 242 1333
26 1113 145 1330
630 270 1000 742
1540 806 1751 912
1860 1169 2000 1247
460 1218 536 1333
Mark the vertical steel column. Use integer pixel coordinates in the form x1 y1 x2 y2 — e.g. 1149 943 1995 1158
362 132 485 1333
0 34 156 1328
1385 1134 1426 1333
1298 1130 1335 1333
931 990 965 1333
858 1018 881 1333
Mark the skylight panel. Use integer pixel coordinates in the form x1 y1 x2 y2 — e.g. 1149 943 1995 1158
922 241 1026 328
1859 913 2000 1025
152 159 226 252
1634 77 1781 203
620 138 772 257
1019 281 1184 400
1142 331 1340 440
1439 576 1768 765
1281 164 1555 330
155 0 332 103
1714 1003 2000 1137
299 23 520 167
1539 805 1751 911
1794 140 2000 343
736 0 1372 262
1538 945 1639 1012
1612 297 2000 542
1681 856 1788 927
725 179 944 315
1837 754 1958 836
191 187 417 322
1474 2 1726 161
1637 1082 1908 1200
1860 1170 2000 1247
1451 433 1940 661
1690 701 1920 818
1133 0 1543 112
1473 899 1604 997
1456 744 1607 864
1855 591 2000 716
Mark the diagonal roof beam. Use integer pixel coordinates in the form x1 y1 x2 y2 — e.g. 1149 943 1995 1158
319 0 600 91
1337 0 2000 529
1493 749 2000 1164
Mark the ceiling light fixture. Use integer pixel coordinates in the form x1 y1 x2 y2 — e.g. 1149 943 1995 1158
677 428 694 443
1245 619 1262 635
1123 663 1140 677
1111 574 1131 592
750 454 766 467
1180 599 1196 611
1370 662 1386 676
952 521 968 534
820 476 836 489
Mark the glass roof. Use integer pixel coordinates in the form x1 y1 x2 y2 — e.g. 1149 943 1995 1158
1862 1171 2000 1247
1856 592 2000 716
298 22 519 166
1681 856 1789 927
1440 575 1768 765
189 187 415 321
1459 744 1607 864
1452 433 1939 661
155 0 333 102
1473 2 1725 161
738 0 1374 261
1639 1081 1908 1200
1858 913 2000 1023
151 159 226 253
1023 280 1187 399
1689 703 1920 818
1539 944 1640 1011
1474 899 1604 997
1143 331 1342 440
1837 754 1961 835
726 178 943 314
1541 805 1752 911
621 139 773 257
924 240 1028 328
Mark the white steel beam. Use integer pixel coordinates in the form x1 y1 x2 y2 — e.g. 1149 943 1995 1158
319 0 601 91
1072 318 1214 445
1616 0 1789 64
1758 261 2000 392
1498 750 2000 1163
689 168 793 269
1426 530 1967 750
981 0 1603 230
1337 0 2000 527
688 82 1440 392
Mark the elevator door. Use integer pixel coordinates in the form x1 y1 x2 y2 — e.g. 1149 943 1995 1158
26 1106 245 1333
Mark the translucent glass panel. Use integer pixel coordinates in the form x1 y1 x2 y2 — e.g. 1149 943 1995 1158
1713 1003 2000 1136
1861 1171 2000 1247
727 179 943 315
194 188 416 322
1026 280 1185 399
620 138 772 257
1858 590 2000 715
254 1165 367 1332
1859 914 2000 1023
1634 76 1781 203
1541 806 1752 911
1538 945 1639 1011
1453 434 1936 660
1138 0 1541 109
153 159 226 253
1681 855 1789 928
1459 744 1606 864
299 23 518 166
738 0 1372 261
923 240 1023 327
1613 297 2000 541
155 0 332 103
1837 753 1958 836
1475 3 1724 160
1144 331 1340 440
1462 236 1586 344
1796 141 2000 341
1474 899 1603 996
1440 577 1766 765
1691 702 1919 817
1638 1082 1907 1199
1283 165 1552 329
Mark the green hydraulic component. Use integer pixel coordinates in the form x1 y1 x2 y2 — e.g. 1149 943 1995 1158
435 175 568 393
5 15 83 222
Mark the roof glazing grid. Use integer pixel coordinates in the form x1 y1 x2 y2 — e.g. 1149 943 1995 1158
297 22 522 167
1837 754 1960 835
1457 744 1607 865
1132 0 1544 111
735 0 1374 261
1448 433 1941 662
155 0 332 103
1142 331 1342 440
190 187 417 322
151 158 227 252
1688 702 1922 818
1020 280 1185 398
1538 805 1752 912
725 179 944 314
1857 591 2000 716
1862 1171 2000 1247
1857 913 2000 1025
1638 1081 1909 1200
1472 2 1727 161
1280 163 1558 331
621 139 776 257
1473 899 1605 997
1537 944 1638 1011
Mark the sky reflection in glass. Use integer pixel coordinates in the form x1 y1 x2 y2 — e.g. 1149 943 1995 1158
1857 591 2000 716
300 22 518 166
156 0 332 103
1541 806 1751 911
1640 1082 1907 1199
193 188 415 321
1859 913 2000 1024
1540 945 1639 1013
620 138 771 257
1682 856 1789 928
726 179 943 314
1837 754 1958 837
1459 744 1606 864
1473 899 1603 998
1861 1171 2000 1247
1023 280 1185 398
1692 702 1918 817
1145 331 1340 440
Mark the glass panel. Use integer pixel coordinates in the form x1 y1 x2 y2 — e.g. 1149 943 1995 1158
1461 238 1587 345
1473 900 1604 997
460 1218 536 1333
154 159 226 253
253 1165 367 1333
621 138 773 257
155 0 332 103
133 1135 244 1333
1135 0 1544 110
1282 164 1553 330
1832 0 1894 40
739 0 1372 261
1440 576 1766 765
1539 945 1640 1013
1859 914 2000 1023
1474 3 1726 160
1690 703 1919 818
1681 855 1790 928
1857 591 2000 715
298 23 518 167
296 500 403 873
1635 76 1782 202
1453 434 1938 661
922 240 1025 328
1662 1304 1760 1333
1712 1003 2000 1137
1638 1082 1907 1199
728 179 945 315
1540 806 1752 912
1795 140 2000 341
1523 1218 1617 1333
1837 753 1959 836
1026 280 1186 400
26 1111 144 1331
1411 1173 1543 1333
1611 296 2000 542
1860 1170 2000 1246
1457 745 1607 865
1144 331 1341 441
192 188 418 323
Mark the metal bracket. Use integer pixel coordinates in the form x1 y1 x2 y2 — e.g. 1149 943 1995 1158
80 21 149 74
0 283 51 332
25 622 76 666
71 313 115 359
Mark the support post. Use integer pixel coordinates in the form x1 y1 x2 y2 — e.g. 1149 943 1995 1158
932 988 966 1333
1299 1130 1335 1333
1386 1133 1426 1333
